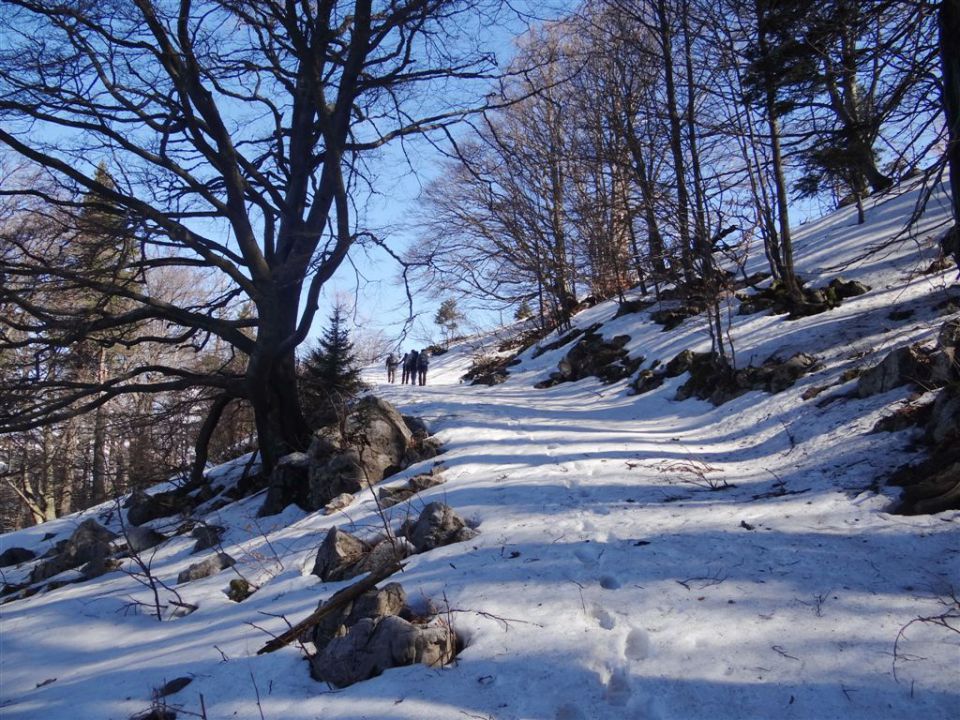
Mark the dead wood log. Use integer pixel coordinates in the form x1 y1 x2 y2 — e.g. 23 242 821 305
256 561 404 654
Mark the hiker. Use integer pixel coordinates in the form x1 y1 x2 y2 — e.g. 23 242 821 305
406 350 419 385
400 352 410 384
385 352 399 383
417 349 430 386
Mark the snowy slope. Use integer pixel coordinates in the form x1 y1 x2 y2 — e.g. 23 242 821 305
1 181 958 720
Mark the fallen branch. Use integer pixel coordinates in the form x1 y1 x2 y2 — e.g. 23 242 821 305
256 562 404 654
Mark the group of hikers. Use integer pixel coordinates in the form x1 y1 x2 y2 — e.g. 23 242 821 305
385 349 430 386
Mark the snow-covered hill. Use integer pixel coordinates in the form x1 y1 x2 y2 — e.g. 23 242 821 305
1 181 958 720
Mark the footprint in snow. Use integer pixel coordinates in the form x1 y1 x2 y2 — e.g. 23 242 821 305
604 666 633 707
599 574 621 590
590 603 617 630
624 628 652 661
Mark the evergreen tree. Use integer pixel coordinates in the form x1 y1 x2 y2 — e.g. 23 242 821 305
300 307 365 428
514 300 534 321
434 298 465 347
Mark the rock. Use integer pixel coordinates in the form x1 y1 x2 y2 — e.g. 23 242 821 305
926 387 960 445
629 369 666 396
401 415 430 441
665 349 699 377
259 452 311 515
404 503 478 553
857 345 923 398
379 471 445 508
0 547 36 567
306 397 414 511
128 489 194 526
312 527 370 582
310 614 455 688
542 329 642 387
176 553 235 584
227 578 253 602
828 277 870 300
766 352 818 393
378 485 416 508
123 526 166 554
80 556 121 579
323 493 355 515
932 319 960 385
29 519 117 583
312 582 408 650
354 538 413 577
190 525 225 554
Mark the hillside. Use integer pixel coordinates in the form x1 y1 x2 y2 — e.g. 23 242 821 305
1 181 958 720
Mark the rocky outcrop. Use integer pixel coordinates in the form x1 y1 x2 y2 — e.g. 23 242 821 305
737 276 870 318
29 519 117 583
309 582 455 688
259 397 436 515
535 329 642 388
858 319 960 398
672 351 819 406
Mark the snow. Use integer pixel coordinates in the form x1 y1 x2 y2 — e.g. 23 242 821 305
1 180 958 719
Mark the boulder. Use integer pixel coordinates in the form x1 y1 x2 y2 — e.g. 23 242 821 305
926 387 960 445
827 277 870 300
766 352 818 393
0 547 36 567
312 527 370 582
353 538 413 577
930 319 960 386
629 369 666 396
403 503 478 553
857 345 924 398
80 556 121 579
123 526 166 554
306 397 414 510
259 452 311 515
176 552 235 584
323 493 355 515
312 582 409 650
190 524 225 554
127 489 194 526
29 519 117 583
536 329 642 388
310 614 455 688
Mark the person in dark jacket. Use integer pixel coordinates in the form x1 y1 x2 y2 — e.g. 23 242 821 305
417 349 430 386
400 351 410 384
385 352 399 383
406 350 419 385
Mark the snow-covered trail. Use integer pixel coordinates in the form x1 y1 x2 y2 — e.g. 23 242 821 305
1 182 958 719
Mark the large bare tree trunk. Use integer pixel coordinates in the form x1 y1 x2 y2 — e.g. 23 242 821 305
942 0 960 225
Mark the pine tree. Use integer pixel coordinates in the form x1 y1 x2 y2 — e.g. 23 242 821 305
434 298 465 348
300 307 365 428
514 300 534 321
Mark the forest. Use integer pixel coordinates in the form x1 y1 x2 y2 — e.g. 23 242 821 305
0 0 957 531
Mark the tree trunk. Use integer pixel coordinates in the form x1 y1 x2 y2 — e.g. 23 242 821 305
657 0 695 281
248 290 310 474
942 0 960 224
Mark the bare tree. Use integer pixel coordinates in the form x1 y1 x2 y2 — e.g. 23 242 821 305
0 0 506 505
